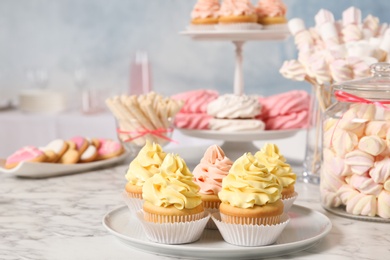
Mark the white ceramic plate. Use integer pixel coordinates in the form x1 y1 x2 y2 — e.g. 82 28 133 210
0 150 130 178
103 205 332 259
177 128 300 141
323 205 390 223
180 29 290 41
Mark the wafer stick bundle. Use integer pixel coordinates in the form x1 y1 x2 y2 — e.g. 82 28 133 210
106 92 184 147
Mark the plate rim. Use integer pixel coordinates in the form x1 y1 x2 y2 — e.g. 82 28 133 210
102 204 332 258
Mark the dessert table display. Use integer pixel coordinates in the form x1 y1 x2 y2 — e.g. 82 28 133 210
1 138 389 260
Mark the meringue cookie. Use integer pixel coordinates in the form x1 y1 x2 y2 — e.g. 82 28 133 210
345 150 374 175
377 190 390 218
358 135 386 156
348 174 383 196
207 94 261 119
209 118 265 131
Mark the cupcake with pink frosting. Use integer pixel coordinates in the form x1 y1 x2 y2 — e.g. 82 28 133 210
190 0 220 30
255 0 288 29
217 0 260 30
193 145 233 228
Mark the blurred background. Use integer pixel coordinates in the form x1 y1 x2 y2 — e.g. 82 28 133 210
1 0 389 104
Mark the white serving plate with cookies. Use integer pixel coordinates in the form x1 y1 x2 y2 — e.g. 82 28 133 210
0 150 129 178
103 204 332 259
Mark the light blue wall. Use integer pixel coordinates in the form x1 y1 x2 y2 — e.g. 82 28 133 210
0 0 389 98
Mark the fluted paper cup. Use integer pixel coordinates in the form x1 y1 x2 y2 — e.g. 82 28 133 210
282 192 298 213
136 210 210 244
212 212 290 246
122 191 143 214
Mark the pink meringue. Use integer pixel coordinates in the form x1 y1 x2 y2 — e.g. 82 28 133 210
263 110 308 130
171 89 218 114
174 113 211 130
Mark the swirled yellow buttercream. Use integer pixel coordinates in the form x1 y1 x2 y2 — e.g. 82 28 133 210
142 153 202 210
254 143 296 188
125 141 166 186
218 152 282 208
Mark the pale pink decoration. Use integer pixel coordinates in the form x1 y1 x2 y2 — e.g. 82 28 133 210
331 129 358 157
323 148 350 176
342 24 363 43
306 54 332 84
369 156 390 184
342 7 362 26
345 150 374 175
98 140 122 155
346 56 371 79
329 59 353 82
263 111 308 130
70 136 86 150
6 146 44 164
171 89 218 114
363 15 380 37
346 193 377 217
308 28 324 49
320 187 342 208
314 9 335 28
324 45 347 63
321 167 345 192
191 0 221 19
219 0 256 16
349 103 376 121
320 22 340 48
365 121 389 138
377 190 390 218
279 60 307 81
336 184 359 205
288 18 305 36
337 110 365 138
358 135 386 156
193 145 233 195
298 46 316 64
174 113 211 130
384 180 390 191
294 30 315 51
255 0 287 18
348 173 383 196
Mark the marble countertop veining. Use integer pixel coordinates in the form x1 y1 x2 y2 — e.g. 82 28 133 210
1 160 389 260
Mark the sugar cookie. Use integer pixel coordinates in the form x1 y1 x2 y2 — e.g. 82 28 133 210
69 136 89 154
80 145 98 163
5 146 47 169
58 148 80 164
42 150 59 163
97 140 124 160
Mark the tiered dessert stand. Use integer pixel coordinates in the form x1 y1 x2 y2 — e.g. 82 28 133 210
178 29 298 159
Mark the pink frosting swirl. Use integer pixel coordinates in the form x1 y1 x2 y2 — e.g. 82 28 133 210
219 0 256 16
171 89 218 114
256 0 287 18
174 113 211 130
193 145 233 195
191 0 220 19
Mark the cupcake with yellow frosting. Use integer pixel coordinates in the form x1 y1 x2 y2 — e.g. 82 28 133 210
123 141 166 212
212 152 289 246
193 144 233 228
254 143 298 212
137 153 210 244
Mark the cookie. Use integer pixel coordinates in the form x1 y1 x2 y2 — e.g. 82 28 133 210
5 146 47 169
79 145 98 163
58 148 80 164
40 139 69 162
41 150 59 163
97 140 124 160
69 136 89 154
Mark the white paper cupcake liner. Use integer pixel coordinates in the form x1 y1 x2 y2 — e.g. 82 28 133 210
212 213 290 246
205 207 219 230
282 192 298 213
186 24 216 31
136 210 211 244
216 23 263 31
121 191 143 213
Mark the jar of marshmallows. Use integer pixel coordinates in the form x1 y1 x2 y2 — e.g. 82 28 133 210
321 62 390 221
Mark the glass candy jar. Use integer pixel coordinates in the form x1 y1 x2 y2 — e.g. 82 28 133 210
321 62 390 221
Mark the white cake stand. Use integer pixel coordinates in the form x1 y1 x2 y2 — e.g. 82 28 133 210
179 29 293 158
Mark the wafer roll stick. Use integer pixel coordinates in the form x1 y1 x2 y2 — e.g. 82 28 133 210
141 100 165 129
157 102 170 129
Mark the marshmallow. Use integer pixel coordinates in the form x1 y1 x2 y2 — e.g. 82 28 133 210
315 9 335 28
336 184 359 205
331 128 359 157
321 166 346 192
320 187 342 208
348 173 383 196
279 60 307 81
384 180 390 191
358 135 386 156
377 190 390 218
369 156 390 184
345 150 374 175
342 6 362 26
365 121 388 138
323 148 350 176
346 193 377 217
288 18 306 36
